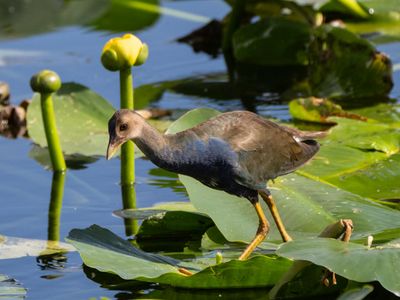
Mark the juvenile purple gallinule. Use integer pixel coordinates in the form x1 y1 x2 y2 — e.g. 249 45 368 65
107 109 326 260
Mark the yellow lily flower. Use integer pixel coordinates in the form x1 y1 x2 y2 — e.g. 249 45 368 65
101 34 148 71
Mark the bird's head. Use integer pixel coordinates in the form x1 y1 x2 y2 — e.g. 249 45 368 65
106 109 143 160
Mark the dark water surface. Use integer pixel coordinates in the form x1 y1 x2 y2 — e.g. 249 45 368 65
0 1 399 299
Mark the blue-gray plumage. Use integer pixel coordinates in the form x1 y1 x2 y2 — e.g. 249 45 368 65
107 109 326 260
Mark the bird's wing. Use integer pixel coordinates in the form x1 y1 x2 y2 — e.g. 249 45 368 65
191 111 310 189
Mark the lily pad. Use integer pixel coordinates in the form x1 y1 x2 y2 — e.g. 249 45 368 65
276 238 400 296
67 224 292 288
0 235 74 259
309 25 393 99
300 117 400 200
289 97 366 123
136 211 214 244
0 274 26 299
27 83 115 157
0 0 160 39
233 18 311 66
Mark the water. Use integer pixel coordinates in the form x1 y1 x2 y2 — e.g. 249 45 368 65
0 1 399 299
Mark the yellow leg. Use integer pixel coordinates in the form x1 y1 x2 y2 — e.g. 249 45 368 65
238 201 270 260
259 190 292 242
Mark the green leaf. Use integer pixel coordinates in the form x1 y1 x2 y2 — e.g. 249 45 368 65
27 83 115 157
327 153 400 201
233 18 311 66
309 25 393 99
277 238 400 296
0 235 74 259
136 211 214 245
153 256 292 288
67 225 185 279
320 0 369 18
300 117 400 200
350 103 400 124
67 225 293 288
136 212 214 253
289 97 366 123
166 108 220 134
270 263 347 299
0 0 160 39
0 274 27 299
114 201 197 220
322 0 400 42
90 0 159 32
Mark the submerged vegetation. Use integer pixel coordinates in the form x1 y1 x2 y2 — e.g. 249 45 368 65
1 0 400 299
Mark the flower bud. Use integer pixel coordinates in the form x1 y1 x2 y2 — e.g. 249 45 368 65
30 70 61 94
101 34 148 71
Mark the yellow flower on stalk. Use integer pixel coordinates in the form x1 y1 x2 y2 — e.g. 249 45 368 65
101 34 149 71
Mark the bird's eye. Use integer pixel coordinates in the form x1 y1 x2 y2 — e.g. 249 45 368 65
119 124 128 131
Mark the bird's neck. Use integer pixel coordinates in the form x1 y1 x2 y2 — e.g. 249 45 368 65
132 121 174 168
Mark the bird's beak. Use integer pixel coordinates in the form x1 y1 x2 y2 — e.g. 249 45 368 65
106 136 122 160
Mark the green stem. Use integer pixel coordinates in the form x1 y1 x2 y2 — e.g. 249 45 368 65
119 67 135 185
40 93 66 172
48 171 66 241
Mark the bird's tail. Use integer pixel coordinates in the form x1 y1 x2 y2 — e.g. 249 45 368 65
297 130 329 141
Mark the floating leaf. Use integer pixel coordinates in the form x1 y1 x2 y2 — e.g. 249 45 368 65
289 97 366 123
27 83 115 157
90 0 159 32
153 256 292 289
277 238 400 296
67 224 292 288
309 25 393 99
301 117 400 200
233 18 311 66
0 274 27 299
166 107 220 134
320 0 369 19
67 225 186 279
270 263 347 299
137 211 213 240
350 103 400 124
114 201 196 220
0 235 74 259
0 0 160 40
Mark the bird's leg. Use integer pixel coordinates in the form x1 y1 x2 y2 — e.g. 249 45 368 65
259 190 293 242
238 201 270 260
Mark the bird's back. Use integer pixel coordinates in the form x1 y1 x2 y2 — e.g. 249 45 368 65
171 111 323 190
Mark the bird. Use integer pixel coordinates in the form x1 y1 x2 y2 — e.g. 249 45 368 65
107 109 327 260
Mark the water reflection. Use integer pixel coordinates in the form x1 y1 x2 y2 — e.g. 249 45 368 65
47 171 66 242
147 167 186 195
121 184 138 237
37 171 68 270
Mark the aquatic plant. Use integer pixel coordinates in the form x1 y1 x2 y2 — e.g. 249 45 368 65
101 33 149 185
30 70 66 172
